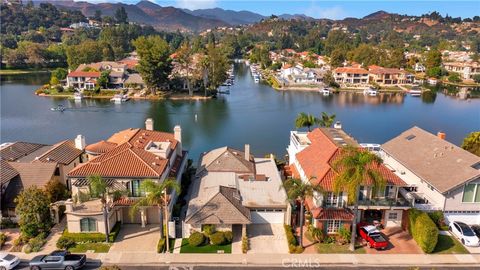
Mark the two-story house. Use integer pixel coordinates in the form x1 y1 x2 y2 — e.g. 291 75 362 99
381 126 480 225
287 127 410 235
65 119 188 234
333 66 369 86
368 65 412 86
66 61 130 90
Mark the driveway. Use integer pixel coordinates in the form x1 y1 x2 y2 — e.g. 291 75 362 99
363 227 423 254
247 224 288 254
109 224 160 253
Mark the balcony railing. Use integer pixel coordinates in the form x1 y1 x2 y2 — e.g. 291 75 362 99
321 199 347 208
357 197 412 208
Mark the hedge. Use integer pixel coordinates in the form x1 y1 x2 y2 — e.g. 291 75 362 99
407 209 438 253
157 237 166 253
224 231 233 243
210 231 226 245
188 232 205 247
284 224 304 254
62 222 121 243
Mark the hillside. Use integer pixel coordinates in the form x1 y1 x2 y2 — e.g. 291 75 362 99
184 7 265 25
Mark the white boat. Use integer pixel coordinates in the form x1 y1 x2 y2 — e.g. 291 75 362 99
253 75 260 83
50 105 65 112
110 94 129 103
320 88 331 96
73 92 83 100
409 86 422 97
360 143 382 152
363 87 378 96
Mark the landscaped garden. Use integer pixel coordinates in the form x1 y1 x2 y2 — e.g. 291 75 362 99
315 243 366 254
69 242 112 253
178 225 233 254
179 238 232 253
56 222 121 253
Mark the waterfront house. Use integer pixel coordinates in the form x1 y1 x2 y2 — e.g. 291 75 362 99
368 65 412 86
280 64 325 85
333 66 369 86
65 119 188 234
66 71 101 90
185 145 290 237
442 61 480 81
66 61 131 90
381 127 480 225
286 127 410 235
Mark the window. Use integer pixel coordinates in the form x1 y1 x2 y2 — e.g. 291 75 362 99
327 220 341 233
131 180 144 197
462 183 480 203
388 212 398 220
326 192 340 207
80 218 96 232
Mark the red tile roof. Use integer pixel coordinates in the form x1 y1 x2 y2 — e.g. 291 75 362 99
85 140 118 155
313 208 354 221
368 65 407 75
67 71 101 78
334 67 368 74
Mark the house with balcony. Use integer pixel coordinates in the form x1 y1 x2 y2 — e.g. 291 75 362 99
66 71 101 90
381 126 480 225
185 145 290 237
66 61 133 90
442 61 480 81
286 127 410 235
333 66 369 87
65 119 188 234
368 65 412 86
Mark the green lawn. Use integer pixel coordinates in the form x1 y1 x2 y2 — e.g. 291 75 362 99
179 239 231 253
432 235 469 254
69 243 112 253
315 243 366 254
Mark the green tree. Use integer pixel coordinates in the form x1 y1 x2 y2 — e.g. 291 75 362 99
97 70 110 89
130 178 180 253
66 40 103 69
461 132 480 156
50 68 67 85
133 36 172 94
332 146 386 251
329 49 346 68
348 44 380 67
472 74 480 83
88 175 110 242
205 42 230 91
282 178 323 247
15 186 52 238
448 72 462 83
426 66 444 78
44 179 69 203
295 112 318 131
318 112 336 127
425 49 442 69
114 7 128 24
176 42 194 96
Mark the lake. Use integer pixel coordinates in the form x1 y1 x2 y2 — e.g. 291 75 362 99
1 63 479 160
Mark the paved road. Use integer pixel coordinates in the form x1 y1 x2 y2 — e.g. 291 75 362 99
13 263 480 270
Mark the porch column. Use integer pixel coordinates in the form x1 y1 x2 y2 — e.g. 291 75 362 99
242 224 247 238
140 209 146 227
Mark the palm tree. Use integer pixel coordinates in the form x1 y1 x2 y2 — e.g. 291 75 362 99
461 131 480 156
282 177 323 247
332 146 386 251
319 112 336 127
295 112 319 131
130 178 180 253
88 175 110 242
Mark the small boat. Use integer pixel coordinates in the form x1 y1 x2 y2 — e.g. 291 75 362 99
217 89 230 94
50 105 65 112
320 88 331 96
360 143 382 152
110 94 129 103
73 92 83 100
363 87 377 96
254 76 260 83
409 86 422 97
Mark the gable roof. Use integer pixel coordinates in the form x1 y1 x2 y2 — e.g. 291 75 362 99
185 186 251 225
67 71 101 78
1 160 19 185
295 128 406 191
382 126 480 193
198 147 254 174
334 66 368 74
1 142 48 161
34 140 83 165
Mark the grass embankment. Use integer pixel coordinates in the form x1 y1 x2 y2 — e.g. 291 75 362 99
69 242 112 253
431 235 469 254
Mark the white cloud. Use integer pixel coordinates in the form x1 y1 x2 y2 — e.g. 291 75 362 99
304 2 348 20
175 0 217 10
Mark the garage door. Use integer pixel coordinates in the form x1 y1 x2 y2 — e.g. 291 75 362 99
444 213 480 225
385 210 403 227
251 210 284 224
147 207 160 224
122 207 142 224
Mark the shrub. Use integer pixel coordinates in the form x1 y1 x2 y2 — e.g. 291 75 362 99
209 231 226 245
338 226 351 244
202 224 216 236
241 236 249 253
0 233 7 247
407 208 422 236
428 211 448 230
157 237 166 253
61 222 120 243
414 214 438 253
1 218 18 229
224 231 233 244
99 266 122 270
188 232 205 247
26 234 47 253
56 236 76 250
324 236 336 244
307 225 324 243
109 222 121 242
284 225 303 253
288 244 304 254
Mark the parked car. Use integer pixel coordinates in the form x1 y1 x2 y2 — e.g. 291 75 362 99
449 221 480 247
0 253 20 270
29 250 86 270
472 225 480 239
358 225 389 249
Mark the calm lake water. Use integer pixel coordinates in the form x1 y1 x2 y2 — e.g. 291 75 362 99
1 64 479 160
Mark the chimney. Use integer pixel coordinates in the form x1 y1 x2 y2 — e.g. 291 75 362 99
65 199 74 212
244 144 250 160
75 135 85 150
174 125 182 143
145 118 154 131
437 132 446 140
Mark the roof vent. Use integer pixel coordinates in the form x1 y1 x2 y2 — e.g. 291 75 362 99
406 134 416 140
152 162 157 166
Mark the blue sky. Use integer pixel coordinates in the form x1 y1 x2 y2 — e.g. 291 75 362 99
82 1 480 19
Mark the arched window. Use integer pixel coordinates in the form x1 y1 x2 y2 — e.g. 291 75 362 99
80 218 97 232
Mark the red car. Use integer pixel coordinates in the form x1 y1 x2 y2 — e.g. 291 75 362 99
358 225 389 249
